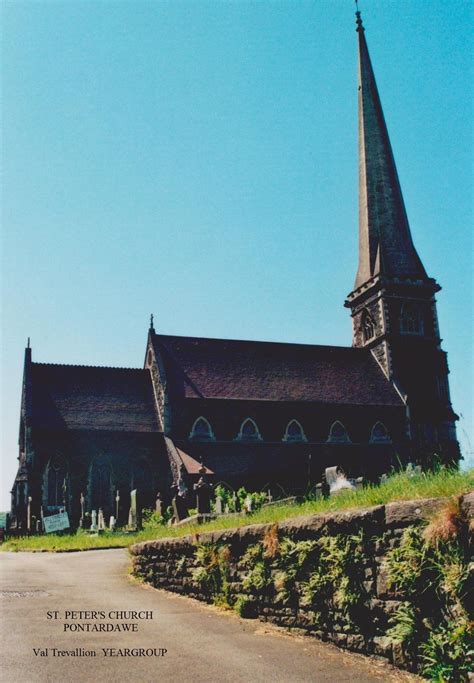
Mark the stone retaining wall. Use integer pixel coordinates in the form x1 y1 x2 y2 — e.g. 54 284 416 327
131 493 473 674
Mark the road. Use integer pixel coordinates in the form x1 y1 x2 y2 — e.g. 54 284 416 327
0 549 417 683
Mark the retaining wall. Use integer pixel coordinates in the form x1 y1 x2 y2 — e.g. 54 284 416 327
131 492 473 673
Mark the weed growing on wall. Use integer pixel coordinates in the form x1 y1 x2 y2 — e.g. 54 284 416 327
385 498 473 681
192 543 232 606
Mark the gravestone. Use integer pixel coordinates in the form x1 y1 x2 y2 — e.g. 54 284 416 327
194 475 212 514
215 495 223 515
98 508 105 531
115 490 120 522
109 516 116 531
128 490 137 530
171 484 188 523
90 510 97 532
325 466 355 496
155 492 163 517
27 496 32 533
79 492 85 528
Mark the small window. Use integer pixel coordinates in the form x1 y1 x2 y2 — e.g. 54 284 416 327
189 417 215 441
370 422 391 443
283 419 307 442
236 418 262 441
400 303 424 335
361 309 376 342
327 421 350 443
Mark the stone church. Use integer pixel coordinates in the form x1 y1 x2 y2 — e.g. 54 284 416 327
10 13 459 530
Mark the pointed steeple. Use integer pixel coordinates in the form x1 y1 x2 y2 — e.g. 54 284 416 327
354 11 427 289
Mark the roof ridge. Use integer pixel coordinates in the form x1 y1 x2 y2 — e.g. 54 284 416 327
155 332 364 352
32 362 144 371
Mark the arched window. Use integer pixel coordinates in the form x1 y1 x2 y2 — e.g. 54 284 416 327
236 418 262 441
47 457 67 508
89 456 112 515
327 421 351 443
400 303 424 335
361 309 376 342
370 422 391 443
189 417 215 441
283 419 307 442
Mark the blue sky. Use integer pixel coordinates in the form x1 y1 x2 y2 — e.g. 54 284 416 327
1 1 472 510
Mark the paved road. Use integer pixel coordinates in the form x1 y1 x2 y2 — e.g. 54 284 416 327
0 549 417 683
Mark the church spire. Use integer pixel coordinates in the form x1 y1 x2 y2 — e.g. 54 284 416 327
354 10 427 289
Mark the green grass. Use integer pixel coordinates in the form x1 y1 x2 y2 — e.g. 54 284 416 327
2 467 473 553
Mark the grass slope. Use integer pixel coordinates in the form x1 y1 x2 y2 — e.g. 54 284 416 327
2 468 473 552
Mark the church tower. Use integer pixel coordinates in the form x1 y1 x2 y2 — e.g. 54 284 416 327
345 12 460 464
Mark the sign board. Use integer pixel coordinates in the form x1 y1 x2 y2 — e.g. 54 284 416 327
43 511 70 534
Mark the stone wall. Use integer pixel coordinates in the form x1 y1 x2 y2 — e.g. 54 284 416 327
131 493 473 674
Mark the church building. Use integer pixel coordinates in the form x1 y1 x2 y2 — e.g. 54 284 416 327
9 13 459 531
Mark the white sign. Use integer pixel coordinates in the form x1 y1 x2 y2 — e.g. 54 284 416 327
43 511 70 534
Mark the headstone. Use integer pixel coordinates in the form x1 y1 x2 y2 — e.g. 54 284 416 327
244 495 253 513
27 496 32 532
194 475 212 514
267 489 273 504
90 510 97 531
215 495 223 515
155 492 163 517
79 492 85 528
314 483 323 500
98 508 105 531
115 490 120 522
171 484 188 523
325 466 355 496
128 490 138 529
36 519 42 533
177 464 189 499
109 516 116 531
380 473 388 484
354 477 364 491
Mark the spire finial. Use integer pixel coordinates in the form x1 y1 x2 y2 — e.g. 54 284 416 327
27 337 30 349
150 313 154 331
355 3 364 33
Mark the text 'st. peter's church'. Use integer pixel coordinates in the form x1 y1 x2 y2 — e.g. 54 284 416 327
9 13 459 531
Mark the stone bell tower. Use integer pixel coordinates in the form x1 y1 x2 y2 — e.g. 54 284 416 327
345 12 460 464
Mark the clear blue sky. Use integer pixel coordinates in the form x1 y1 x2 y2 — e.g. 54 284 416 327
1 1 472 510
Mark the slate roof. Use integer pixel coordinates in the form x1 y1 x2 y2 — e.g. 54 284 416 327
152 333 403 406
30 363 158 432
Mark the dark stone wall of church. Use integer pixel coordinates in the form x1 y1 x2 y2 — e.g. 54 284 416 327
169 399 407 493
29 430 171 528
175 399 405 445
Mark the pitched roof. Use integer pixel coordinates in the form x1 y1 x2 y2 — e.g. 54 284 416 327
152 333 403 406
31 363 158 432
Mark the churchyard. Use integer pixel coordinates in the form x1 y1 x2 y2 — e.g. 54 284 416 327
2 466 472 553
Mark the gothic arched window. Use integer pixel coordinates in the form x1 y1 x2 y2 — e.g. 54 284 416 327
189 417 215 441
283 419 307 442
47 457 67 507
361 309 376 342
89 456 112 515
370 422 391 443
236 418 262 441
400 303 424 335
327 421 351 443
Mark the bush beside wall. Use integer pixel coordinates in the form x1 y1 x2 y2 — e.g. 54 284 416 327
131 492 473 680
